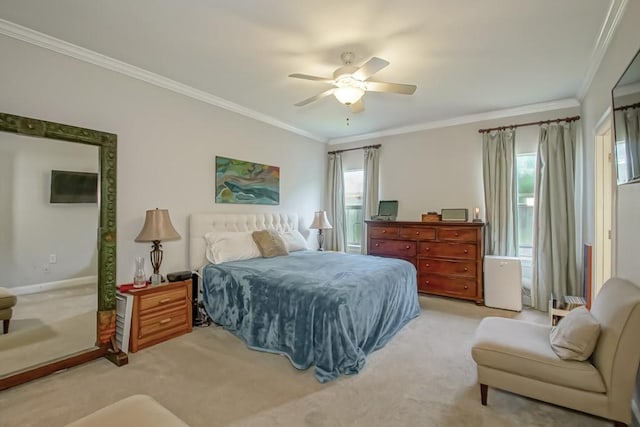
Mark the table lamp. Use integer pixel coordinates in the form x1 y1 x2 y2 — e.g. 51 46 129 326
309 210 332 251
135 208 180 284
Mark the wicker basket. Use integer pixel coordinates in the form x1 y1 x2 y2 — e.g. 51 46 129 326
421 213 441 222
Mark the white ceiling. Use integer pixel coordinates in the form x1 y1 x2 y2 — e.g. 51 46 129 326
0 0 621 142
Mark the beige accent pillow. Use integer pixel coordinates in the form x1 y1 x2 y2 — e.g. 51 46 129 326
252 230 289 258
550 306 601 361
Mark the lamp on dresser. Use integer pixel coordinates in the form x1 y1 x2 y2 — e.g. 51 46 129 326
135 208 181 284
309 211 332 251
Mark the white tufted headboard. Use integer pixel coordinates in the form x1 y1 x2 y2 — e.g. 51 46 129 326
188 212 299 270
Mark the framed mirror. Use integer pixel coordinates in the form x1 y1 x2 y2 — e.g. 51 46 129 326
612 48 640 185
0 112 124 391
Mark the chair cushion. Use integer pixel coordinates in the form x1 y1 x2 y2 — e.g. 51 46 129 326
0 287 17 310
472 317 605 393
550 306 600 361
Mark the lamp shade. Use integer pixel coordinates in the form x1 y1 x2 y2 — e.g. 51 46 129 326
309 211 333 230
135 208 181 242
334 86 364 105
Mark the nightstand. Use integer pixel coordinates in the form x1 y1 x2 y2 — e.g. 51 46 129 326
128 279 192 352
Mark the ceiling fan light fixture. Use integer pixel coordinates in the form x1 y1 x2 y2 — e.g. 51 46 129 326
334 86 365 105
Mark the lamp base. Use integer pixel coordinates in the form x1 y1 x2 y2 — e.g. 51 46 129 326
150 273 164 285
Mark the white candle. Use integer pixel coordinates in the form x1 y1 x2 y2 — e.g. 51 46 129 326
474 207 480 219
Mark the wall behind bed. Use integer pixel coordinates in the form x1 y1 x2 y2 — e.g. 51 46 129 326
0 35 326 284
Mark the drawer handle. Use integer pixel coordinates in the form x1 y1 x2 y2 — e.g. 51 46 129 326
463 249 468 254
464 267 468 271
382 230 387 233
375 243 380 247
425 280 430 285
158 298 172 304
464 285 469 290
415 231 420 235
455 232 459 236
425 247 430 251
159 318 172 325
425 263 430 267
405 245 411 250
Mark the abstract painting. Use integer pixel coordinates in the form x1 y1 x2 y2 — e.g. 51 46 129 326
215 156 280 205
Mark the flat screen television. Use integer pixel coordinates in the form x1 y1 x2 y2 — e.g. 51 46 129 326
50 170 98 203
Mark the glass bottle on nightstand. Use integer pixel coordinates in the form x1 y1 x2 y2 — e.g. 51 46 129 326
133 256 147 288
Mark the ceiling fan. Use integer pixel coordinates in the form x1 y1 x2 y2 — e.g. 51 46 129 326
289 52 417 113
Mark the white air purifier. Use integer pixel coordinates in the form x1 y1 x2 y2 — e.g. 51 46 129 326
484 256 522 311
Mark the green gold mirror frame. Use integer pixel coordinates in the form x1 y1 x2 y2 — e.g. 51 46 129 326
0 112 126 391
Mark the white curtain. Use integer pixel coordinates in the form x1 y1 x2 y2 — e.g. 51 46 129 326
326 152 346 251
360 147 380 254
482 129 518 256
622 107 640 180
532 122 579 311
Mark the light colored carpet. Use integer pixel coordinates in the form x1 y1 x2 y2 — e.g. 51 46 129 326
0 296 611 427
0 284 96 376
0 310 96 376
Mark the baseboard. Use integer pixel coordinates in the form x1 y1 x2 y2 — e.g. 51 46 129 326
7 276 97 296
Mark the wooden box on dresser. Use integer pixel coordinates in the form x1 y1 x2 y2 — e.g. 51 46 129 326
129 279 193 352
366 220 484 304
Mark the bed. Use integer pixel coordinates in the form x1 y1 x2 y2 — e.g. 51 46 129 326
189 213 420 382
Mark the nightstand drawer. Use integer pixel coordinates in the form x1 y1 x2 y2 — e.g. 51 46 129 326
139 287 187 313
138 308 188 340
129 279 192 352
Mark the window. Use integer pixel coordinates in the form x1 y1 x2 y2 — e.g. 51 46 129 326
344 170 363 252
516 153 536 288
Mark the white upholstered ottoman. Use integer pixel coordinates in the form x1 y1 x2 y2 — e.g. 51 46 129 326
65 395 189 427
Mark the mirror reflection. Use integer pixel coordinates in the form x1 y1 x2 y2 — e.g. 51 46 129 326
613 48 640 185
0 132 98 377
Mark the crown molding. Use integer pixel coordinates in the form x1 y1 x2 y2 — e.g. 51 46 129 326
328 98 581 145
0 19 326 143
577 0 629 100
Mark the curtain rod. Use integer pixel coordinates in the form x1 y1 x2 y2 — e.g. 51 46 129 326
478 115 580 134
327 144 381 155
614 101 640 112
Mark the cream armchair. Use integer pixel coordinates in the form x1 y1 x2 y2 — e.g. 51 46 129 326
471 277 640 426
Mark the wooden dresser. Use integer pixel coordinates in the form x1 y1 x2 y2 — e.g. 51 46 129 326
129 279 193 352
366 220 484 304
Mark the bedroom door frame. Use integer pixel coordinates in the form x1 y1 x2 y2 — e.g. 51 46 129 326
593 110 615 301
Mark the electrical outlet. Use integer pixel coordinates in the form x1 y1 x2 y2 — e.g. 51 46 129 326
49 254 57 264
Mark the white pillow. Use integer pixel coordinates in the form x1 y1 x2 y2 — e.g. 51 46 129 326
550 306 601 361
204 231 262 264
279 230 309 252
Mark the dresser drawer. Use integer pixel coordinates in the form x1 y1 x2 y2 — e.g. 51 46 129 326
369 226 399 238
399 227 436 240
139 287 187 314
418 258 476 277
418 242 476 259
438 227 478 242
370 239 416 257
418 274 477 297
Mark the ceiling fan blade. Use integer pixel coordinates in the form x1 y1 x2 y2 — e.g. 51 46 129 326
294 89 335 106
352 57 390 81
365 80 417 95
349 99 364 113
288 73 334 83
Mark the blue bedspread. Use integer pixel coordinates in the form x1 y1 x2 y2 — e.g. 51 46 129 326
201 251 419 382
